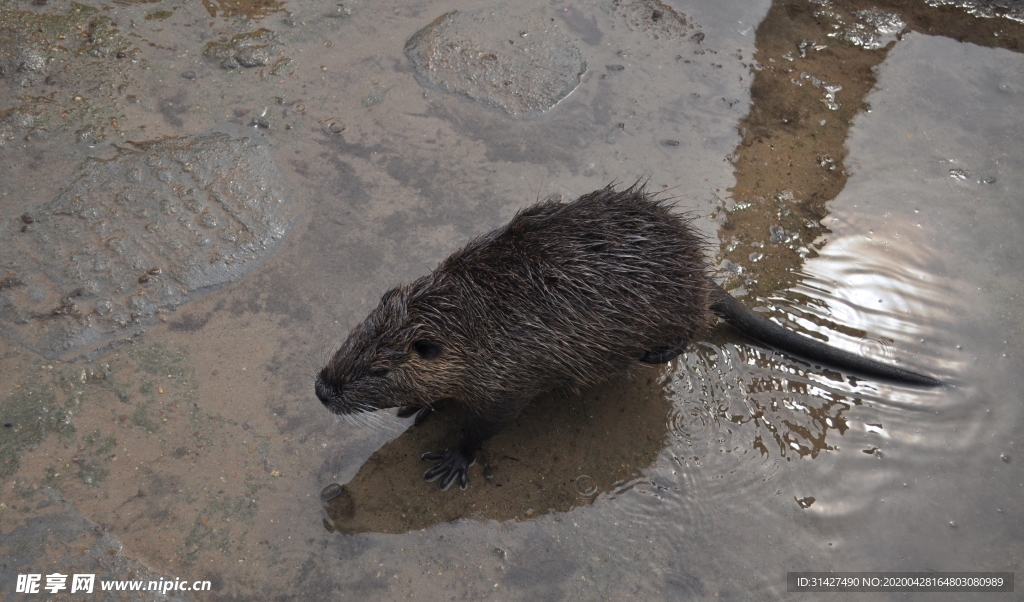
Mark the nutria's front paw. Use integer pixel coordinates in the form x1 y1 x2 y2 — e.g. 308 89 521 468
398 400 448 426
396 405 433 425
422 448 476 491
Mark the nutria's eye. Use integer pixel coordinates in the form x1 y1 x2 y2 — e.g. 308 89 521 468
368 367 389 378
412 339 442 360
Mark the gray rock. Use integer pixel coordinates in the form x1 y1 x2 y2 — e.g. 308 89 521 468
203 29 280 69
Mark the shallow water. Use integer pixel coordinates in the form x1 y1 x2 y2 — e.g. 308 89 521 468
1 0 1022 599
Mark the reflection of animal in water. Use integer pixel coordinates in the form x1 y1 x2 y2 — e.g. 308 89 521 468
315 185 940 491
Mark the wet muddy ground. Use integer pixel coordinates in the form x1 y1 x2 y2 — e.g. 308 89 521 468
2 0 1023 599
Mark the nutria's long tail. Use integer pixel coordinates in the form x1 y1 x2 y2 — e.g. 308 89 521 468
710 285 941 387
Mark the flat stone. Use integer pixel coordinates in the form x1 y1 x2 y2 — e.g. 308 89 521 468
405 8 587 116
0 129 289 358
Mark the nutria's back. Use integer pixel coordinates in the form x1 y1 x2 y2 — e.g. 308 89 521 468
317 185 714 422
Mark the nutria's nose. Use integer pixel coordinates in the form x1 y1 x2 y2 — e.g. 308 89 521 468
314 378 334 406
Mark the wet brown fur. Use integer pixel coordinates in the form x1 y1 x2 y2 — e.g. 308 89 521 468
315 184 715 423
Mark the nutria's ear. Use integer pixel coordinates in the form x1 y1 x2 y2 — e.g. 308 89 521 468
412 339 442 360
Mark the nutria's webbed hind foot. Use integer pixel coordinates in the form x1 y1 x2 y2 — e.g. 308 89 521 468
640 338 688 364
422 448 476 491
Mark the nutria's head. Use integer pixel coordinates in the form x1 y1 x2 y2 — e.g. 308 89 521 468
315 279 465 416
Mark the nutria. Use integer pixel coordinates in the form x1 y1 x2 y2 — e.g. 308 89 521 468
315 184 940 490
